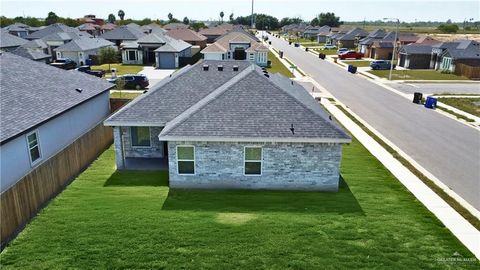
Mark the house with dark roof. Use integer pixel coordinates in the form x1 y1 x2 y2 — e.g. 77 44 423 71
121 32 192 69
398 44 435 69
281 23 307 35
302 25 330 39
11 46 51 63
199 26 229 43
336 28 369 48
201 30 268 67
3 22 38 38
166 28 207 49
326 28 349 46
54 37 115 66
0 52 114 193
100 25 146 46
368 32 419 60
0 29 28 52
25 23 86 40
163 23 189 31
358 29 387 57
430 40 480 72
104 60 350 190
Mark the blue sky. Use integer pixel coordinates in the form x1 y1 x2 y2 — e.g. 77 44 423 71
1 0 478 22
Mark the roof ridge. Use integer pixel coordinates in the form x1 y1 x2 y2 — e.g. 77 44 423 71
159 64 256 136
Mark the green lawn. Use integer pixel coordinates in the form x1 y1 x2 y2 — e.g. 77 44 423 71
313 48 338 55
267 51 293 78
1 138 475 269
437 97 480 117
110 91 142 99
368 70 469 80
288 37 317 43
342 60 372 67
91 63 145 76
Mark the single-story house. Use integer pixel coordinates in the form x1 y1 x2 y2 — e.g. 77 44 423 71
303 25 330 40
3 22 38 38
0 52 114 193
433 40 480 72
121 33 191 69
166 28 207 49
336 28 369 49
0 29 28 52
398 44 434 69
201 30 268 67
199 27 229 43
100 25 146 46
100 23 116 33
77 23 100 37
104 60 351 191
358 29 387 57
326 28 349 46
281 23 307 35
25 23 87 40
141 23 166 35
163 23 189 31
54 37 115 66
11 46 51 63
366 32 419 60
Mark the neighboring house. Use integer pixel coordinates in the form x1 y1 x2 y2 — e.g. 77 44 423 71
104 60 351 191
121 33 191 69
0 29 28 52
141 23 166 34
100 23 116 33
25 23 86 40
100 25 146 46
166 28 208 49
358 29 386 57
77 23 100 37
54 37 115 66
3 22 38 38
326 28 349 46
336 28 369 49
201 30 268 67
163 23 189 31
431 40 480 72
281 23 307 35
367 32 418 60
398 44 435 69
11 46 51 63
303 25 330 40
0 52 114 193
199 27 229 43
41 32 86 60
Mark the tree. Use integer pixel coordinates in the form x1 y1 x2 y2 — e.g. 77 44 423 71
229 13 234 22
118 10 125 21
168 13 173 22
279 17 303 27
190 22 206 31
107 14 116 23
45 11 59 25
183 17 190 25
97 47 118 71
310 17 319 26
317 12 341 27
220 11 224 23
437 24 459 33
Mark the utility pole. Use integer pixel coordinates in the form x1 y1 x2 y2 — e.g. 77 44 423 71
251 0 255 29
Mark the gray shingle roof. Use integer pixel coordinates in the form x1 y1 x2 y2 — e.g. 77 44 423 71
22 39 48 49
3 22 32 32
154 36 191 52
11 46 51 60
54 37 114 52
0 52 114 143
105 60 350 143
338 28 369 41
41 31 88 42
100 25 145 41
400 44 434 55
443 40 480 60
0 29 27 48
25 23 85 40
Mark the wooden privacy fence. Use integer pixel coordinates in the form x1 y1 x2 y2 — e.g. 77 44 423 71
455 63 480 79
0 123 113 248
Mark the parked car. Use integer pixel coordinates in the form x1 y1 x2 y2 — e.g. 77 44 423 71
50 58 77 70
338 51 364 60
322 44 337 50
336 48 348 55
107 74 149 90
370 60 396 70
75 66 105 78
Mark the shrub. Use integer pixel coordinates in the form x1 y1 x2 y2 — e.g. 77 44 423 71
437 24 459 33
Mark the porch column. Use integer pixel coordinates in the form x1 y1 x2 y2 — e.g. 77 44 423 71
113 126 125 169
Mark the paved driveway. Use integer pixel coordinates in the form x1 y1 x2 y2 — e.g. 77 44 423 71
138 67 175 88
265 32 480 210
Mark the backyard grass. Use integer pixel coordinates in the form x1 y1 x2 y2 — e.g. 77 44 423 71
267 51 293 78
437 97 480 117
342 60 372 67
368 70 469 80
0 139 476 269
91 63 144 75
110 91 142 99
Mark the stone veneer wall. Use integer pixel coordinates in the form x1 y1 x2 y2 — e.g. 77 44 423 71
168 141 343 191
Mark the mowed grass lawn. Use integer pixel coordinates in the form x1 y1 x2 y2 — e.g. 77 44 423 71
438 97 480 117
342 60 372 67
110 91 142 99
1 139 475 269
368 70 469 80
267 51 293 78
91 63 144 76
313 48 338 55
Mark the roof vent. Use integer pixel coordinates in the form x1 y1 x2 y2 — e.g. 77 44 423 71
233 65 239 71
217 65 223 71
264 73 270 78
143 90 148 94
75 88 83 93
290 124 295 135
203 64 209 71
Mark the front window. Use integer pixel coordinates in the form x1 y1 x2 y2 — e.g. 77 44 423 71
244 147 262 175
177 146 195 175
131 127 151 147
26 131 41 164
128 50 136 61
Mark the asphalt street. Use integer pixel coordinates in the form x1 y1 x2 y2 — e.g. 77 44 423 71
386 82 480 95
265 32 480 210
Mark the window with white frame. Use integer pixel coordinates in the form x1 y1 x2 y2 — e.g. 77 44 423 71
244 146 262 175
128 50 137 61
177 146 195 174
26 131 41 164
130 127 151 147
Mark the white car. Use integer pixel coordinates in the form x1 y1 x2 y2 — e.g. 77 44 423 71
322 44 336 50
336 48 349 54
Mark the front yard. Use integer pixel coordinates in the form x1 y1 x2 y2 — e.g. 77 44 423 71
313 48 338 55
368 70 469 80
0 137 474 269
342 60 372 67
91 63 144 76
267 51 294 78
437 97 480 117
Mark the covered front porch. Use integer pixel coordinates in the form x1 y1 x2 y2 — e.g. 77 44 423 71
124 157 168 171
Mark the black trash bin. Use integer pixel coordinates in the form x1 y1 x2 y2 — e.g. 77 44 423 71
279 51 284 58
351 66 357 73
413 92 423 104
269 41 272 45
305 47 309 52
289 41 292 45
319 53 325 59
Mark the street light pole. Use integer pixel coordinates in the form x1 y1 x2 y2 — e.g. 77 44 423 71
384 18 399 80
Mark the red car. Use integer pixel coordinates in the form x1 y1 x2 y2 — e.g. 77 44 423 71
338 51 363 60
